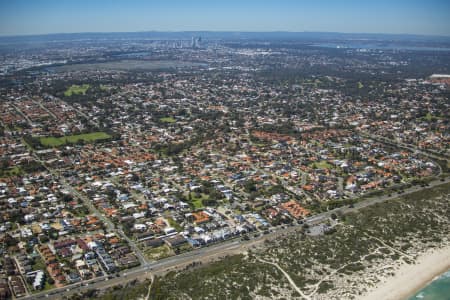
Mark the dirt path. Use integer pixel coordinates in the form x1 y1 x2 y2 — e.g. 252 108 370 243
363 233 414 260
144 275 155 300
256 258 311 300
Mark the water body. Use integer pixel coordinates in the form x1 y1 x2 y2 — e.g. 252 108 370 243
409 269 450 300
312 43 450 52
113 52 151 58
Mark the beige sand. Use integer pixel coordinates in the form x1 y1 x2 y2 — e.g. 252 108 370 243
360 245 450 300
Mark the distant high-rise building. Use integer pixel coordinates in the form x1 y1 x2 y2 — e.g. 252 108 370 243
191 36 201 49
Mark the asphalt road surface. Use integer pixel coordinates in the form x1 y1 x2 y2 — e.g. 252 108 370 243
26 177 449 300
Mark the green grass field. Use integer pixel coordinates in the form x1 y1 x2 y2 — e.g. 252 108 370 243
167 217 183 232
64 84 90 96
40 132 111 147
0 166 22 178
422 112 443 122
160 116 176 123
311 160 334 169
189 192 210 209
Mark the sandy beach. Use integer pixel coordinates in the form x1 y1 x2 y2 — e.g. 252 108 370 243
361 245 450 300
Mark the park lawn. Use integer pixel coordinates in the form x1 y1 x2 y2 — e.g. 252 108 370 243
64 84 90 96
159 116 176 123
39 132 111 147
188 192 209 209
192 198 203 209
423 112 443 122
311 160 334 169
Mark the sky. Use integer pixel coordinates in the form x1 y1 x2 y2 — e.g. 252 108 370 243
0 0 449 36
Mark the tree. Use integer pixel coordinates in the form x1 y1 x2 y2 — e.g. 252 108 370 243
244 180 257 193
4 234 18 247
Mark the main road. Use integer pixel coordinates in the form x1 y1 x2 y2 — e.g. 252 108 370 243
25 177 449 300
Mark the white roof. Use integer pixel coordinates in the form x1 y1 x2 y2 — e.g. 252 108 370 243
123 203 137 209
430 74 450 78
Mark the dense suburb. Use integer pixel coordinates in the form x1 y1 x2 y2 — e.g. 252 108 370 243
76 183 449 300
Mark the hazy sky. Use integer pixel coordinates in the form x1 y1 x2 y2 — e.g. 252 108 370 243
1 0 449 36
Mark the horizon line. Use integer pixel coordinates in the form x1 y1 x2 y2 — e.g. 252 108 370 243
1 30 450 39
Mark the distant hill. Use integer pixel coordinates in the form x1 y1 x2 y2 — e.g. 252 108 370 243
1 31 450 44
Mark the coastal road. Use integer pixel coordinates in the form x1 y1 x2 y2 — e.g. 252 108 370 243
26 240 243 300
25 177 449 300
362 132 449 161
306 177 450 224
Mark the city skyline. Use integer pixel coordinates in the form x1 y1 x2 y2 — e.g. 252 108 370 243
1 0 450 37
